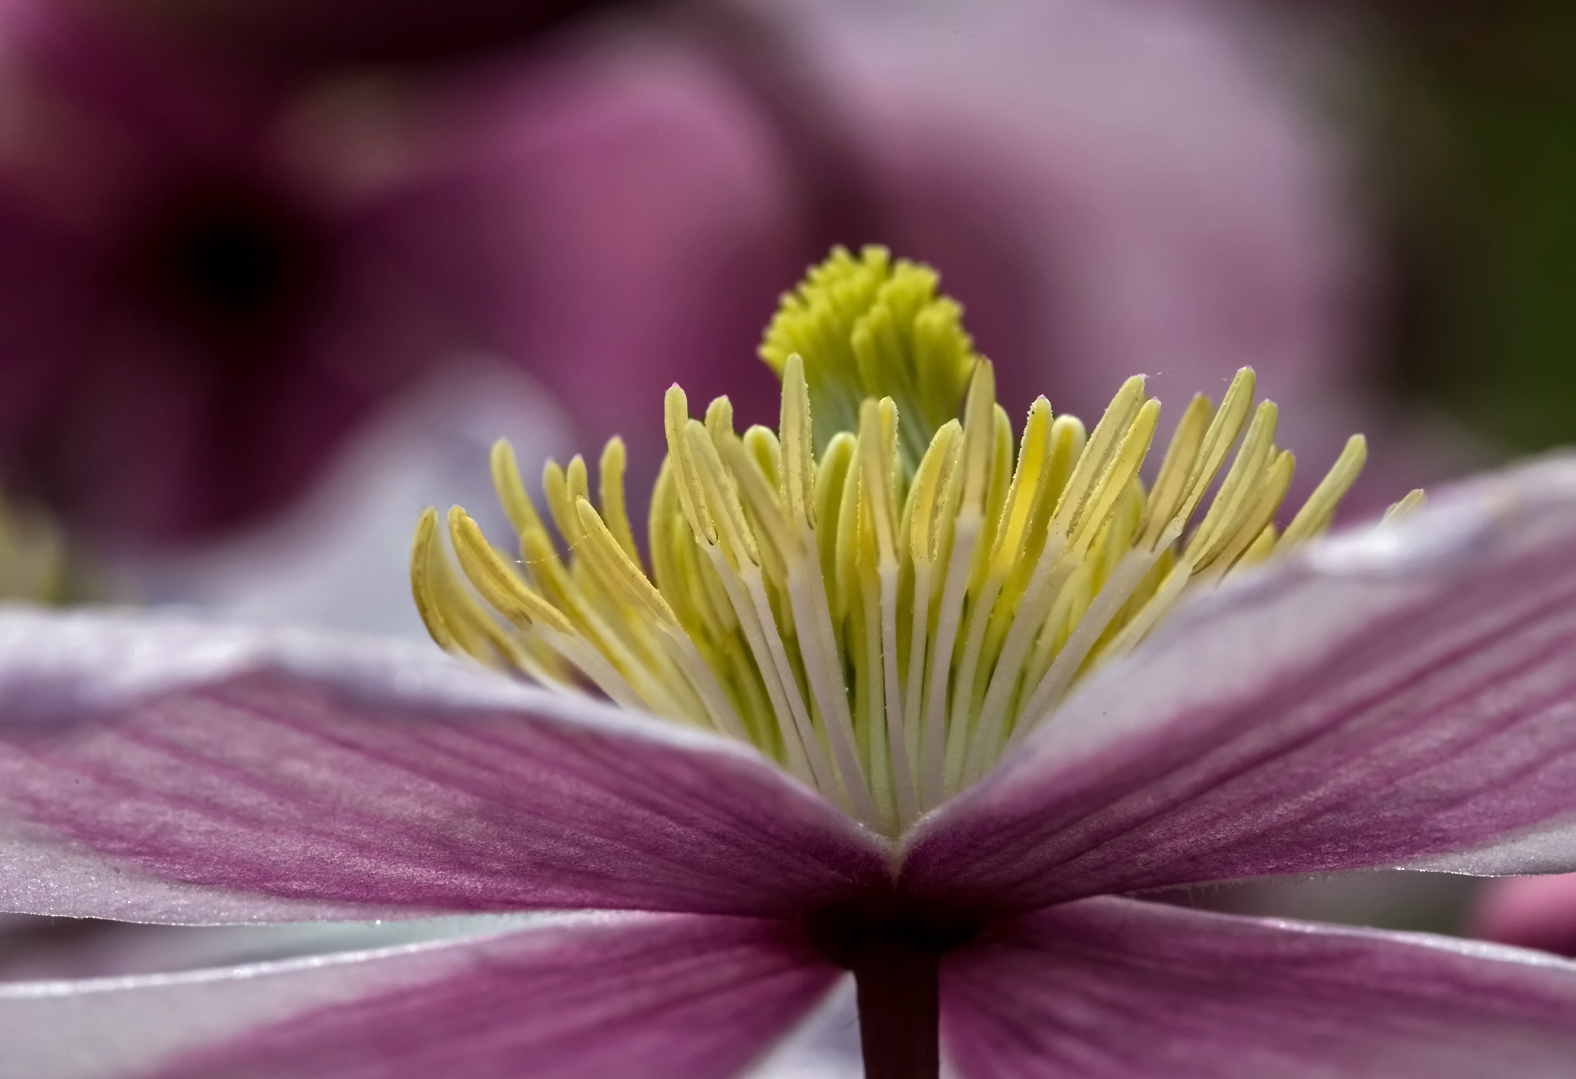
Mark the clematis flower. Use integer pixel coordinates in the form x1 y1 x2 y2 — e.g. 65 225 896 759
6 249 1576 1078
0 0 464 541
0 0 802 542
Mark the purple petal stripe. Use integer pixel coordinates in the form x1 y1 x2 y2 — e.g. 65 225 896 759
0 610 888 922
942 896 1576 1079
0 912 837 1079
905 456 1576 909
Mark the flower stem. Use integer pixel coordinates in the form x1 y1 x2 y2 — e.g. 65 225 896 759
851 938 941 1079
804 898 980 1079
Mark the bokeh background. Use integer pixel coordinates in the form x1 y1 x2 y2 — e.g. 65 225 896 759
2 0 1575 1013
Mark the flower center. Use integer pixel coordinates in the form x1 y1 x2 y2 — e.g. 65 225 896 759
412 246 1383 836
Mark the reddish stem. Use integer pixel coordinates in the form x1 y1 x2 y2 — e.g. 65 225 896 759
851 938 942 1079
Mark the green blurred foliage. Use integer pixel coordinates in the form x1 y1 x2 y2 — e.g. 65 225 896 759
1369 2 1576 451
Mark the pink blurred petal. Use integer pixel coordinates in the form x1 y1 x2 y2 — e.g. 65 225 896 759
370 23 799 491
1473 874 1576 959
788 0 1354 392
112 358 574 642
905 455 1576 909
1 911 837 1079
373 0 1395 511
942 896 1576 1079
762 0 1441 512
0 0 1400 544
0 609 887 923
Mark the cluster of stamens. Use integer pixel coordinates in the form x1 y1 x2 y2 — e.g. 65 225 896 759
412 246 1391 835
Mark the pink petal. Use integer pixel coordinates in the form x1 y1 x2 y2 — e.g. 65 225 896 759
114 359 575 644
905 456 1576 909
1472 873 1576 958
784 0 1351 407
0 609 887 923
1 911 837 1079
371 26 800 500
942 896 1576 1079
747 975 863 1079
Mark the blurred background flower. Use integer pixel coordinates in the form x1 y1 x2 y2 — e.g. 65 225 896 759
0 0 1407 557
4 0 1574 997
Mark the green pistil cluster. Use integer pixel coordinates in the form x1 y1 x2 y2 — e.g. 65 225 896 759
760 245 977 474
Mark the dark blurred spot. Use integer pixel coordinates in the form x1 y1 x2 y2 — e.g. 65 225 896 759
177 211 288 314
164 0 640 68
801 895 985 970
97 177 337 535
119 178 327 359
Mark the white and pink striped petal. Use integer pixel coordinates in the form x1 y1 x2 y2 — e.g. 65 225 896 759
942 896 1576 1078
2 912 837 1079
905 456 1576 908
0 610 887 923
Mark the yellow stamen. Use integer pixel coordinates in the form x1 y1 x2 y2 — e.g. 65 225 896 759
1383 488 1427 522
0 490 68 603
1278 434 1368 549
413 246 1384 835
598 437 642 567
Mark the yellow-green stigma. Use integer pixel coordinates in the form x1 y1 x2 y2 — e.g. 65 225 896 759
0 490 65 603
413 245 1392 836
